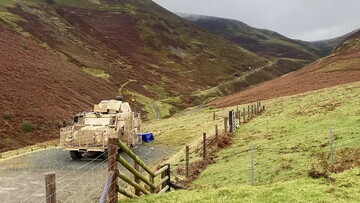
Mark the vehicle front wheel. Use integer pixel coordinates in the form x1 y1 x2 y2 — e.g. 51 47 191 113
102 150 108 160
70 151 82 160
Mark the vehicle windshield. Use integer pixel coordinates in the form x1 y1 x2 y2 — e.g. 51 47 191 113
84 117 115 125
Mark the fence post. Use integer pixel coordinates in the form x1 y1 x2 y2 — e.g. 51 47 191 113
215 125 218 138
213 111 216 120
250 144 255 186
254 104 257 116
224 117 228 134
166 164 171 192
247 106 250 120
243 108 246 123
150 176 155 193
161 166 166 190
203 133 207 160
329 125 334 167
252 105 254 118
108 138 118 203
229 110 234 133
255 103 257 115
238 108 241 125
186 146 190 178
45 172 56 203
250 105 253 118
134 163 140 196
259 102 262 112
0 153 2 159
236 106 239 119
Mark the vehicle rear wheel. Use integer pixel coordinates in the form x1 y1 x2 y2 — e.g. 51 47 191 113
70 151 82 160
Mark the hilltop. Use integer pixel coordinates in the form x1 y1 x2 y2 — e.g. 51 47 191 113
179 14 324 61
312 28 360 56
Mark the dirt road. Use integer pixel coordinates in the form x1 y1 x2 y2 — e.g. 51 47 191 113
0 145 173 203
210 52 360 108
152 101 160 120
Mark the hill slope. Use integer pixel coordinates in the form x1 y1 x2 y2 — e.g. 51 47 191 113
0 0 268 151
311 29 360 56
179 14 323 61
0 22 117 151
131 81 360 203
210 30 360 108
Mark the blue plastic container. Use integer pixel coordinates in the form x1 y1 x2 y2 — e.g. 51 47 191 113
140 133 154 143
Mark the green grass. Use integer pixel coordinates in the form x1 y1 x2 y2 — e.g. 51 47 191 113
132 81 360 202
191 58 307 103
125 90 178 120
144 84 170 100
125 168 360 203
81 67 110 79
126 90 155 120
20 121 36 133
322 58 360 72
155 101 173 118
142 107 230 148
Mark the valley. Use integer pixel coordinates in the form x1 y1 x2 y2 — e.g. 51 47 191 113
0 0 360 202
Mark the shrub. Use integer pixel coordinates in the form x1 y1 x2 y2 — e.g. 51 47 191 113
21 45 30 50
20 121 36 133
192 99 202 106
46 0 55 4
2 113 11 120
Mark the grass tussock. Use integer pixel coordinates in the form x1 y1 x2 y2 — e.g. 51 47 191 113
175 133 234 186
309 148 360 179
20 121 36 133
2 113 12 120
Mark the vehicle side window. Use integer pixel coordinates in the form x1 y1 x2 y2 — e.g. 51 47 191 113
73 116 79 124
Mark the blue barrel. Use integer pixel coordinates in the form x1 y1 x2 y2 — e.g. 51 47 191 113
139 133 154 143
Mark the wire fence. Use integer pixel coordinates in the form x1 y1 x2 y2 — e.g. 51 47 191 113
172 102 265 181
20 151 109 203
172 102 360 187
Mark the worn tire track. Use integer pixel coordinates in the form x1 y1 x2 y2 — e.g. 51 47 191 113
152 101 160 120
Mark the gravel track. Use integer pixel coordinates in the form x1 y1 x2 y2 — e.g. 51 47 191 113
0 144 174 203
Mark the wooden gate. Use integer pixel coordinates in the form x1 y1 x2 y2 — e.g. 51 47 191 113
104 138 171 202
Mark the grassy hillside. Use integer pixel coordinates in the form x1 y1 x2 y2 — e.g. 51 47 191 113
190 58 308 103
0 0 265 105
0 0 270 151
0 22 117 152
130 81 360 202
180 14 323 61
210 30 360 108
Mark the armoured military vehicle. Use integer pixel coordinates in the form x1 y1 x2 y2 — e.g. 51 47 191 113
60 97 142 159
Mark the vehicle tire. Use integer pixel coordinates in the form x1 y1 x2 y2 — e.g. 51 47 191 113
102 150 108 160
70 151 82 160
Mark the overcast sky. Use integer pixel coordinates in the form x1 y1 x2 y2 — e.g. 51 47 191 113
153 0 360 41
